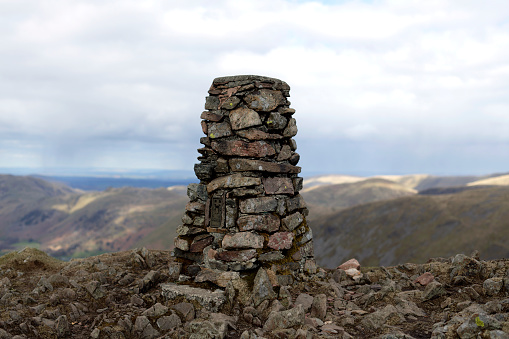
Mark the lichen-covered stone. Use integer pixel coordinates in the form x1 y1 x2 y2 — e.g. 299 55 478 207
237 214 280 233
268 232 294 250
187 183 208 202
230 107 262 130
208 121 232 139
174 237 190 251
267 112 288 130
282 212 304 230
222 232 264 249
240 197 278 214
245 89 285 112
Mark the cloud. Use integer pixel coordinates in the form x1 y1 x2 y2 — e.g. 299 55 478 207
0 0 509 174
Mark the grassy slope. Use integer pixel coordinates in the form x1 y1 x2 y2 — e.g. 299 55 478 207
303 178 417 221
312 186 509 268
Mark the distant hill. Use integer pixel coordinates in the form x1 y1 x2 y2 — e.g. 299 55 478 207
0 175 187 258
3 172 509 266
303 178 416 218
312 185 509 268
467 173 509 186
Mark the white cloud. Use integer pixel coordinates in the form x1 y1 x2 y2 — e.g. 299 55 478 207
0 0 508 174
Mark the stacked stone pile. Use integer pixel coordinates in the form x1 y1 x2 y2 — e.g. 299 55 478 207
173 75 316 282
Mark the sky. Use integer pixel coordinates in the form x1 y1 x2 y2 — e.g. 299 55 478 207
1 0 509 177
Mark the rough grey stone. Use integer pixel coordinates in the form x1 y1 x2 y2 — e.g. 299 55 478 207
310 294 327 321
187 183 208 202
361 305 403 331
422 281 447 301
295 293 314 313
483 278 504 296
161 283 226 312
134 316 160 339
252 268 277 307
230 107 262 130
282 212 304 231
157 314 181 331
240 197 278 214
171 302 195 322
263 304 305 331
142 303 168 318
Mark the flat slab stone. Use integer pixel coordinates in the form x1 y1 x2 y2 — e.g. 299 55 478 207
263 177 294 195
161 283 226 312
211 140 275 158
207 174 261 193
229 159 300 174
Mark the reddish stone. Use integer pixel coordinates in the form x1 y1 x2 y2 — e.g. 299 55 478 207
222 232 264 249
268 232 294 250
201 121 208 134
186 201 205 213
229 107 262 130
190 235 214 253
237 214 280 233
337 258 360 271
200 111 223 122
229 159 301 174
245 89 285 112
208 121 232 139
207 174 261 193
236 128 283 141
240 196 278 214
263 177 294 195
414 272 434 286
215 249 257 262
279 108 296 114
211 140 275 158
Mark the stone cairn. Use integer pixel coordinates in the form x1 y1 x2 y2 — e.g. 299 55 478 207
172 75 316 284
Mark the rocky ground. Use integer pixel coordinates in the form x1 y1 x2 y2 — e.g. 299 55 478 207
0 248 508 339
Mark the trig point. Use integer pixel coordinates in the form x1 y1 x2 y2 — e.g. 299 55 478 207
172 75 316 285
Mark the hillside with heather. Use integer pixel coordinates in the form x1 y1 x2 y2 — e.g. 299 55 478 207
0 175 187 258
1 172 509 267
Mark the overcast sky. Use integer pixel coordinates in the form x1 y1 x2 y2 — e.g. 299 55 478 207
1 0 509 177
